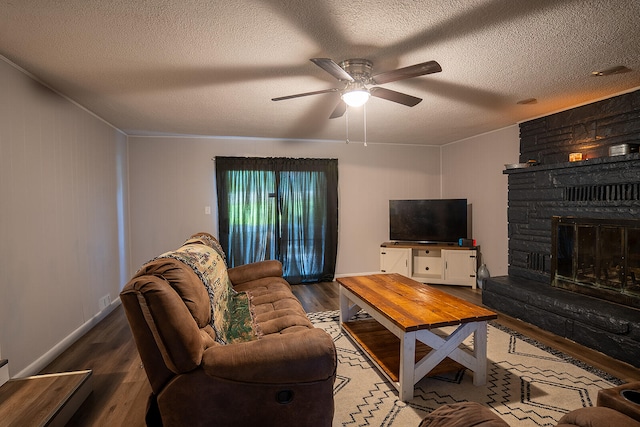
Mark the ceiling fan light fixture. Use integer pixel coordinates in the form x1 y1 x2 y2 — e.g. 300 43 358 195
342 89 370 107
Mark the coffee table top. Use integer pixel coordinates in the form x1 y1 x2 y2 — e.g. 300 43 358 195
337 273 497 331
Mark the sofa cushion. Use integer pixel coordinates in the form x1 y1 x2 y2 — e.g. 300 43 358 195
234 278 313 337
132 257 212 328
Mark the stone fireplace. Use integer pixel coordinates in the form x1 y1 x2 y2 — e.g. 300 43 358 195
482 89 640 368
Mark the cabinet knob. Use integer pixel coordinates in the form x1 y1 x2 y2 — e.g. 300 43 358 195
425 250 429 254
425 267 429 271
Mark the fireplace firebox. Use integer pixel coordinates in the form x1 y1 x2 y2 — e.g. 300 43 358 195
551 216 640 309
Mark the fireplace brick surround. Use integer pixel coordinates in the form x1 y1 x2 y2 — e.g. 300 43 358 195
482 89 640 368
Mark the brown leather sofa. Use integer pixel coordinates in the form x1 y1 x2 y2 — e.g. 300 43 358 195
418 400 640 427
120 233 337 426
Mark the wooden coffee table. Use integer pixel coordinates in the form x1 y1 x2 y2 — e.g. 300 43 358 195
337 273 497 401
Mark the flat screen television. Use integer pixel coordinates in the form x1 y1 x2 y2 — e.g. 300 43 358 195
389 199 468 243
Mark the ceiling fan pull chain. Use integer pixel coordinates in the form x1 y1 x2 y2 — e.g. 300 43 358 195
363 104 367 147
345 107 350 144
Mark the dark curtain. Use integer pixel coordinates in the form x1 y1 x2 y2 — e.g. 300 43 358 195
215 156 338 283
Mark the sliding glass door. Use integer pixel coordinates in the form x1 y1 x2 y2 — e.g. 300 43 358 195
215 157 338 284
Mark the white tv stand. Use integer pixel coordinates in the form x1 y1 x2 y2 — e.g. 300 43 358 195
379 242 477 288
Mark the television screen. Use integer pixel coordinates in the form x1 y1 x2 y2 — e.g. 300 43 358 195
389 199 468 243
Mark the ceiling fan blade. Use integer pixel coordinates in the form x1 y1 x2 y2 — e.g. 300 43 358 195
272 88 340 101
310 58 354 82
370 87 422 107
329 100 346 119
372 60 442 84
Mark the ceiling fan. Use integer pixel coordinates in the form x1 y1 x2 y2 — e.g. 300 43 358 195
272 58 442 119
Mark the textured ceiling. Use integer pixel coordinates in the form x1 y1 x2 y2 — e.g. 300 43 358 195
1 0 639 145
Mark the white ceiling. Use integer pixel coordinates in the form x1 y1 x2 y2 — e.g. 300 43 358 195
1 0 639 145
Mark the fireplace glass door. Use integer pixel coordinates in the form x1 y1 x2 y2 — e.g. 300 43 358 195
552 217 640 308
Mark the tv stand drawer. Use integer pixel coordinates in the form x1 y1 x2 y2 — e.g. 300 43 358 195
414 255 442 277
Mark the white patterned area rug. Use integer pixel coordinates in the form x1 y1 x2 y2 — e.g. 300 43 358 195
308 310 622 427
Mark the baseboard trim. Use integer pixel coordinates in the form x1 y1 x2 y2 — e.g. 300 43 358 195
15 298 122 378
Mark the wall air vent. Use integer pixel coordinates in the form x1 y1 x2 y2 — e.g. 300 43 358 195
564 183 640 202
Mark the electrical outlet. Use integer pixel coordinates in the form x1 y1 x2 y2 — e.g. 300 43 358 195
99 294 111 311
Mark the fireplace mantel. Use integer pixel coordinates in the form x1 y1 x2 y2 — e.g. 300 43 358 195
503 152 640 175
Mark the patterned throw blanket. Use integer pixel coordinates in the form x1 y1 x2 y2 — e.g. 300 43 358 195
157 236 257 344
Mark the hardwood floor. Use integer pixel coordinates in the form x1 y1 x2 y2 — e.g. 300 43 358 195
38 281 640 426
39 303 151 426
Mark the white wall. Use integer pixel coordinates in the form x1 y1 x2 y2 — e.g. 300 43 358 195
127 136 441 277
441 126 520 277
0 57 129 377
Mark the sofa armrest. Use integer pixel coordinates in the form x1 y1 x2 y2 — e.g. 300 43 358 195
201 328 336 383
227 260 284 285
556 407 640 427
